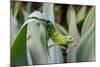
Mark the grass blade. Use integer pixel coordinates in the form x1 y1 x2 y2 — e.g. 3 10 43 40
81 7 95 36
77 6 87 23
11 24 28 66
76 23 95 62
76 6 87 33
76 6 95 62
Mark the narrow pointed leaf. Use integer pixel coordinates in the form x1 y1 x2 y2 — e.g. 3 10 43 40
76 23 95 61
81 7 95 36
77 6 87 33
11 24 28 66
77 6 87 23
76 6 95 62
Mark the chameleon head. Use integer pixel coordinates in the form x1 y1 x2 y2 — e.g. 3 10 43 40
64 34 79 45
64 36 73 44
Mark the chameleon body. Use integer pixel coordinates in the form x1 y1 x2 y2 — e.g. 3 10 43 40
27 17 73 45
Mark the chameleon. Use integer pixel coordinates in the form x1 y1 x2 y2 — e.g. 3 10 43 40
26 17 74 46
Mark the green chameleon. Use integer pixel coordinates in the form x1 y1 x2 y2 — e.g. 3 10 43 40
27 17 76 46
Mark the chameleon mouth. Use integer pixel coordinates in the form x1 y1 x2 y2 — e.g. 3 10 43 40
67 35 80 47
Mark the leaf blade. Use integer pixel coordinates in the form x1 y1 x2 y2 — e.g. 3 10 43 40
77 6 87 23
81 7 95 36
76 23 95 62
11 24 28 66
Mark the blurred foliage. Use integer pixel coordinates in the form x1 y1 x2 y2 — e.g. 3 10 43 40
11 1 95 66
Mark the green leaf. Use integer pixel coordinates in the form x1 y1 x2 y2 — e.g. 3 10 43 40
77 6 87 33
26 11 50 65
67 5 80 36
27 22 48 65
16 10 25 29
77 6 87 23
76 23 95 62
11 24 28 66
81 7 95 36
76 6 95 62
26 2 32 13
